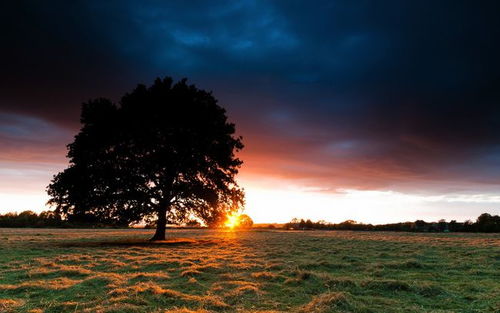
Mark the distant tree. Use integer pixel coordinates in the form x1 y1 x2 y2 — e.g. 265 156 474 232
185 219 202 227
448 220 458 232
298 219 306 229
343 220 358 224
238 214 253 228
17 211 38 226
305 219 313 229
415 220 427 232
463 219 474 232
285 218 300 229
438 219 448 232
38 210 62 227
476 213 500 232
47 77 244 240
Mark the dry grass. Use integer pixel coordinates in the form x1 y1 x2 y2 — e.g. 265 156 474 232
0 277 82 290
164 309 211 313
250 271 279 280
0 228 499 312
297 291 349 313
0 298 23 310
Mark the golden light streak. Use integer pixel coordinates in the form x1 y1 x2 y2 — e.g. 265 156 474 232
224 212 241 229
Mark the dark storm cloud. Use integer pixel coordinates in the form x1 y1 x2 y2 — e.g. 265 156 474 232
1 0 500 193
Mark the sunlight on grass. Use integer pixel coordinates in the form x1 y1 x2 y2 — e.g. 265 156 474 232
0 229 498 312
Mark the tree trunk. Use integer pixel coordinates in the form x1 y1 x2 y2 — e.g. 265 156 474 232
150 206 167 241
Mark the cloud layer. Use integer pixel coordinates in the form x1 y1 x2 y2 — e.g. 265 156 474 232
1 0 500 198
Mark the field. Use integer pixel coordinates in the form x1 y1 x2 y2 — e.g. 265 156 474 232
0 229 499 313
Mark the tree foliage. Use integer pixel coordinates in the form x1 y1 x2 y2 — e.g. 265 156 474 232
237 214 254 228
47 77 244 240
284 213 500 232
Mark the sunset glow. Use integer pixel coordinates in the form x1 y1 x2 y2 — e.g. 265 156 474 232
224 212 241 229
2 1 500 224
1 2 499 312
241 185 500 224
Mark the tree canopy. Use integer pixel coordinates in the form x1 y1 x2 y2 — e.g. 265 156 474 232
47 77 244 240
238 214 254 228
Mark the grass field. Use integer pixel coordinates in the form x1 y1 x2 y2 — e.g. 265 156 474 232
0 229 498 313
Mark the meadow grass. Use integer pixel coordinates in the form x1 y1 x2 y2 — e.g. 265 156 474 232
0 228 498 313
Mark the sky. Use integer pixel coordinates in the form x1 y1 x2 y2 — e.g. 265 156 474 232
1 0 500 223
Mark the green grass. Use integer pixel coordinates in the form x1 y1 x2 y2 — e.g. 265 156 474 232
0 228 498 312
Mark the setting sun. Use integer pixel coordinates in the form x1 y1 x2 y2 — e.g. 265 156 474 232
223 213 254 229
1 2 499 312
224 213 241 229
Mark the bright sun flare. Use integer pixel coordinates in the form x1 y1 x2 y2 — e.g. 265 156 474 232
224 213 241 229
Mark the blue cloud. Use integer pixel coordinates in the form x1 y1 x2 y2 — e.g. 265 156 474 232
1 0 500 192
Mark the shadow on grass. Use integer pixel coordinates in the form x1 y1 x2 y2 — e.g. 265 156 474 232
57 238 219 248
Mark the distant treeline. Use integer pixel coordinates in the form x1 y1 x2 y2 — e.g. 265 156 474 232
0 211 125 228
284 213 500 233
1 210 499 232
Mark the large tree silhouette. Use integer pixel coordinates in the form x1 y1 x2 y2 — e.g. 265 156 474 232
47 77 244 240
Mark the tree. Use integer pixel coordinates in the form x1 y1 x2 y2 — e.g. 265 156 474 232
17 211 38 226
47 77 244 240
438 219 448 232
238 214 253 228
476 213 500 232
298 219 306 229
305 219 313 229
415 220 427 231
448 220 458 232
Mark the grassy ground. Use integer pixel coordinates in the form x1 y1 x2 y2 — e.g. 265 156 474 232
0 229 498 313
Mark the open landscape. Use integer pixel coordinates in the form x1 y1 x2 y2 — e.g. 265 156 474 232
1 228 498 313
2 2 500 313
